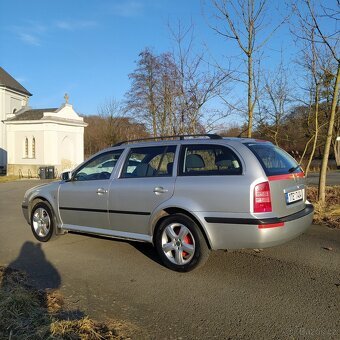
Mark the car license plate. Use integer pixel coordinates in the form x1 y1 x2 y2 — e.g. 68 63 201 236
286 189 303 204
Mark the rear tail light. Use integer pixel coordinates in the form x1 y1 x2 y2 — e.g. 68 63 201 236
254 181 272 213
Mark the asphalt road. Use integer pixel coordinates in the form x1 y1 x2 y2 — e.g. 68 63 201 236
306 170 340 186
0 180 339 339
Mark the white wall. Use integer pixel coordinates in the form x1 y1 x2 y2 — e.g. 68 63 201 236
7 121 85 171
7 124 44 164
0 88 7 167
5 103 86 176
0 87 28 167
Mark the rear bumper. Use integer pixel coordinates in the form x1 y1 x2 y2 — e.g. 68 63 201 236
202 204 314 250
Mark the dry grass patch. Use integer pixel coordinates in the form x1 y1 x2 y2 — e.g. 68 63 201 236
50 317 121 339
0 266 136 339
0 175 19 183
307 186 340 228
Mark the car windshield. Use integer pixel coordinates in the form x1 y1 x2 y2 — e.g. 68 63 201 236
246 143 302 176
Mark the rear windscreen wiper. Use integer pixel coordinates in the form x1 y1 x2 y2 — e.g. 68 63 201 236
288 165 301 173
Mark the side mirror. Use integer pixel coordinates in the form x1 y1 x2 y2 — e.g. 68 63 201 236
61 171 72 181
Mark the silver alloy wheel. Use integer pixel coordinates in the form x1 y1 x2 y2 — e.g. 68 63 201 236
161 222 195 265
32 207 51 237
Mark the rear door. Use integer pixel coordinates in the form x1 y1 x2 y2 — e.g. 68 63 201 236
108 145 177 236
175 143 248 213
246 143 306 217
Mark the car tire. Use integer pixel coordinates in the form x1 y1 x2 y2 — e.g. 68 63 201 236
155 213 210 272
30 202 55 242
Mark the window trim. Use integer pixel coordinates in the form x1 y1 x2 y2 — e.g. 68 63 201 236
23 137 29 158
32 137 36 159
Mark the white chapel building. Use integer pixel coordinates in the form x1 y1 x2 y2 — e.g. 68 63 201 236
0 66 87 177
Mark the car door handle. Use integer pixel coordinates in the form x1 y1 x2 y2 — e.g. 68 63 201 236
97 188 108 195
153 186 168 194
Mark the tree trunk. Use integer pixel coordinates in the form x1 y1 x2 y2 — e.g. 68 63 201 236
334 141 340 167
318 62 340 205
247 54 253 138
305 84 320 176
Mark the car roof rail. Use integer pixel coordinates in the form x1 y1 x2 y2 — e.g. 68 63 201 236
113 133 222 146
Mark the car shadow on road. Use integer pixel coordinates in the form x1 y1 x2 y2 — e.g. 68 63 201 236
130 241 163 266
68 231 163 266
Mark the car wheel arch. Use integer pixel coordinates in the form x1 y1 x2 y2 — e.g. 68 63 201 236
29 197 59 226
152 207 212 249
29 197 48 220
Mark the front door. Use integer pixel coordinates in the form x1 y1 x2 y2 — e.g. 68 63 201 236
58 149 123 231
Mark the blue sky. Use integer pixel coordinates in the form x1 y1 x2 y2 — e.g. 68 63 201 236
1 0 217 115
0 0 337 120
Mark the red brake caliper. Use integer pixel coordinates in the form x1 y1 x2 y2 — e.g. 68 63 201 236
173 227 193 258
182 234 193 257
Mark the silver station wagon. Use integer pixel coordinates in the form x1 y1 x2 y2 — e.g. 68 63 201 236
22 134 314 272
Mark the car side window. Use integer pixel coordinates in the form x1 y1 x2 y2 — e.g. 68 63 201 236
179 144 242 176
73 150 123 181
121 145 176 178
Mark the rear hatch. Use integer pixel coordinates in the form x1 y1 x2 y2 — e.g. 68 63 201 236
246 142 306 218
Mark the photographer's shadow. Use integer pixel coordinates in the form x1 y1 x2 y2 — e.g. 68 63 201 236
0 241 84 338
3 241 61 290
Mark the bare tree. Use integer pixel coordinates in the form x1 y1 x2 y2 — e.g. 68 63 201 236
211 0 285 137
292 12 324 175
84 99 124 156
301 0 340 206
157 52 181 135
303 53 337 176
126 48 160 136
84 99 148 157
333 105 340 166
169 22 228 134
125 24 228 136
97 98 125 145
261 60 291 146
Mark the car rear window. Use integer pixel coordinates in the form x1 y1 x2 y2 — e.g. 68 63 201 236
246 143 302 176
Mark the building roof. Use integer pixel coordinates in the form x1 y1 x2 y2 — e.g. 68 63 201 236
7 108 58 121
5 106 87 127
0 67 32 96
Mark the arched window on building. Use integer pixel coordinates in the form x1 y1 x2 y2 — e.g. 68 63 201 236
32 137 36 158
24 137 28 158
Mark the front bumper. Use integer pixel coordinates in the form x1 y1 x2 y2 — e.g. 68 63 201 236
202 204 314 250
22 203 29 224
